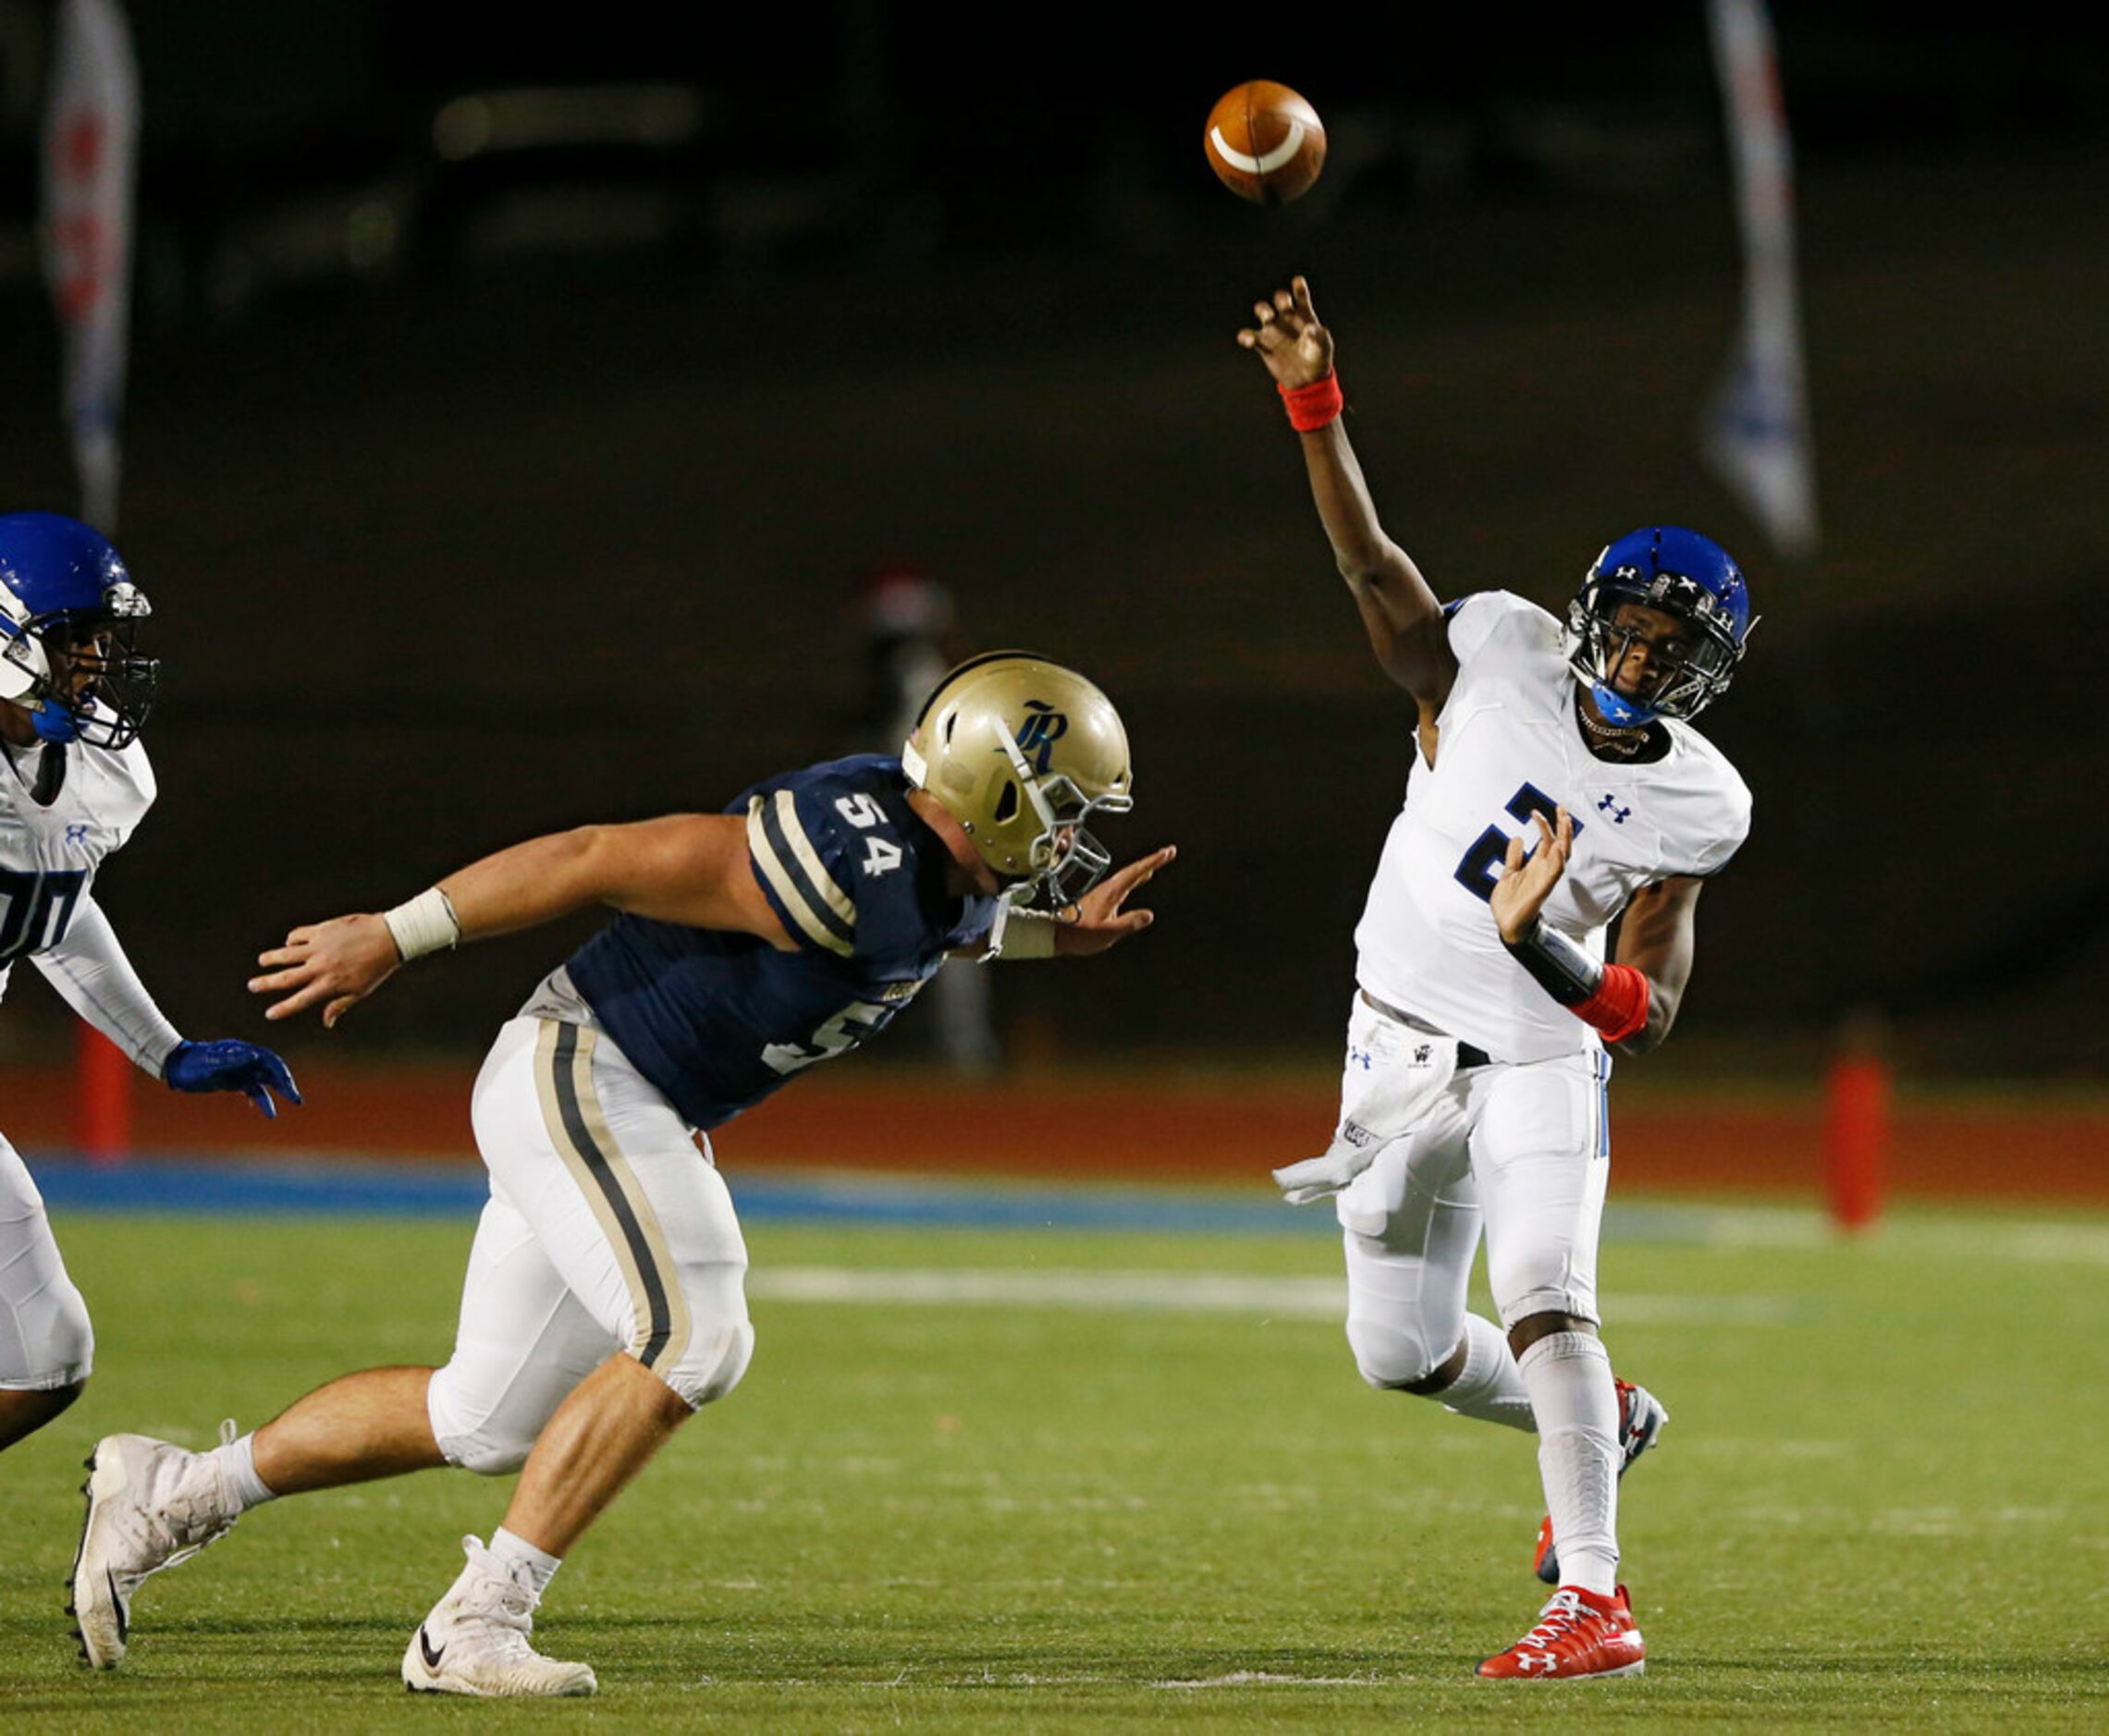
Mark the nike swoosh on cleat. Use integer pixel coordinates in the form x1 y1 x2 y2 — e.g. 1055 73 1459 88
417 1626 446 1671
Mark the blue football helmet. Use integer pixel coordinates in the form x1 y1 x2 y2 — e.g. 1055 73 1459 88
0 512 157 749
1565 526 1755 725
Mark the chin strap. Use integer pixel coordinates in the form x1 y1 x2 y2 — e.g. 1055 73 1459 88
1588 681 1658 728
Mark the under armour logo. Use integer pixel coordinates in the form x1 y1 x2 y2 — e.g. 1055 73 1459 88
1013 700 1069 775
65 824 91 847
1597 795 1631 825
1348 1044 1373 1072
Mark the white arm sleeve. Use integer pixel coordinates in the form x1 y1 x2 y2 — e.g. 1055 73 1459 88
30 894 185 1077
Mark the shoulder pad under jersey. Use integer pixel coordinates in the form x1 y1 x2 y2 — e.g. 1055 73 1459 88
1444 590 1557 667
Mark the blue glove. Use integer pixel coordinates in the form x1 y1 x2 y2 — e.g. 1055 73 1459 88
164 1040 303 1119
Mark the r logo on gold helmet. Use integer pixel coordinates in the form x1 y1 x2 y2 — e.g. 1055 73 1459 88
901 651 1134 907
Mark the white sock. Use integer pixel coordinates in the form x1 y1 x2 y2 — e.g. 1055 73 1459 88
1517 1331 1621 1596
1438 1314 1537 1433
490 1527 563 1599
203 1432 276 1514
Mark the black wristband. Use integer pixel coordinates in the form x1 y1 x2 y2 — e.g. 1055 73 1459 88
1501 920 1605 1008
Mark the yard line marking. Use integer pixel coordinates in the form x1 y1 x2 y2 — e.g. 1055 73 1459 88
1611 1202 2109 1266
1154 1670 1384 1689
748 1267 1790 1325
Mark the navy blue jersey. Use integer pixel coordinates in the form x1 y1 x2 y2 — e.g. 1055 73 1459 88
565 754 998 1131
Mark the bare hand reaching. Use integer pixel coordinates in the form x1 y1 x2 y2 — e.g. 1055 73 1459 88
1489 809 1574 945
250 912 401 1028
1054 846 1177 957
1235 275 1334 389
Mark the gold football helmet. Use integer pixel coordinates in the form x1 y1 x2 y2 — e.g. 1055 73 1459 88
901 651 1134 904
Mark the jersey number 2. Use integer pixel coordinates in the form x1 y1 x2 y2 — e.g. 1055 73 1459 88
1453 784 1581 903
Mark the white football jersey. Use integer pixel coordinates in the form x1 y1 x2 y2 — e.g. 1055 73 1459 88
1354 591 1751 1065
0 737 154 988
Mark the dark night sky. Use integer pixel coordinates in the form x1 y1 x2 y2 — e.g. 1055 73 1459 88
16 6 2105 177
0 2 2102 1075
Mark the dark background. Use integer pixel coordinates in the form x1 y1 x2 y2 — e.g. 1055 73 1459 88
0 3 2103 1085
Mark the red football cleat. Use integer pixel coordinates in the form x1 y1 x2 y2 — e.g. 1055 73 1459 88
1534 1377 1667 1585
1477 1583 1645 1680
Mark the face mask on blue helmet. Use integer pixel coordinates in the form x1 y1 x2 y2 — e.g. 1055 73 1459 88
1563 525 1756 724
0 512 158 751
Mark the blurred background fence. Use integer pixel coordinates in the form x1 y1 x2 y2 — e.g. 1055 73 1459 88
0 3 2102 1190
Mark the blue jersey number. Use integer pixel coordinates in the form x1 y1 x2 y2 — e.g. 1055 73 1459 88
0 868 87 961
1453 785 1582 903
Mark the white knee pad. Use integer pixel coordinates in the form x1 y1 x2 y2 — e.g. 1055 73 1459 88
640 1303 754 1410
1486 1240 1600 1331
1344 1307 1458 1391
0 1251 93 1390
427 1281 754 1473
426 1361 546 1475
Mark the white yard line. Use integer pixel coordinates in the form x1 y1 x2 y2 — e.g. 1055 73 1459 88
1610 1202 2109 1265
746 1198 2109 1324
749 1266 1792 1325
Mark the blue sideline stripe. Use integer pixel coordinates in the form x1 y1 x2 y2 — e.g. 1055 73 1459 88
25 1154 1331 1236
31 1156 486 1218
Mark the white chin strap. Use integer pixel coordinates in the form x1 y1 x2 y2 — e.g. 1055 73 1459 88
0 604 49 704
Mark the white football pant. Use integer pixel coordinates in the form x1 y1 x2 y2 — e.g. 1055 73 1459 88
1334 1018 1612 1390
425 1018 754 1474
0 1131 92 1390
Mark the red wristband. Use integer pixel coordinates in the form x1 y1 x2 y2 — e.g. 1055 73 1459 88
1574 963 1650 1044
1279 373 1343 432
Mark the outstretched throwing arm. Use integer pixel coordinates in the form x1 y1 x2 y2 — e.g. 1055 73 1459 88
1238 275 1459 718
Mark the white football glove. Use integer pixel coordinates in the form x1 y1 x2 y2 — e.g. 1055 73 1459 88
1273 1011 1461 1204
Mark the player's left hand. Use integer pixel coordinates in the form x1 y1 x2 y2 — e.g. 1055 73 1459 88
1054 846 1177 957
1490 807 1573 944
250 911 401 1028
163 1039 303 1119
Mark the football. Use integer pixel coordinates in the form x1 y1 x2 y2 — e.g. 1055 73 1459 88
1203 80 1326 204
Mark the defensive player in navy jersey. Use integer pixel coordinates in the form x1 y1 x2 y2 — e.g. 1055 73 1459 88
72 652 1172 1696
0 514 299 1459
1241 280 1753 1681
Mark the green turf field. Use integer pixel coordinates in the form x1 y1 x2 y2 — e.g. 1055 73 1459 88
4 1195 2107 1730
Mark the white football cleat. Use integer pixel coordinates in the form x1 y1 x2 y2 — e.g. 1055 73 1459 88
401 1535 596 1698
69 1424 240 1669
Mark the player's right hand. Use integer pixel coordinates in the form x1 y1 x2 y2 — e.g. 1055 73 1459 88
1236 275 1335 389
250 912 400 1028
1490 808 1576 945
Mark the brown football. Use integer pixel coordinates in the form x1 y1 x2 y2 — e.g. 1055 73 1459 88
1203 80 1326 204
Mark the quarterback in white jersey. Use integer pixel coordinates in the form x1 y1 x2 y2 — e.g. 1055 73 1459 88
1355 587 1750 1068
1241 279 1754 1681
0 514 299 1463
